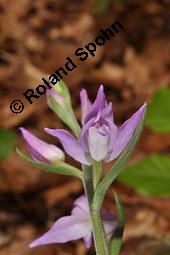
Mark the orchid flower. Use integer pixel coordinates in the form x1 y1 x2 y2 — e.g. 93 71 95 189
19 128 65 164
45 85 146 165
29 195 118 249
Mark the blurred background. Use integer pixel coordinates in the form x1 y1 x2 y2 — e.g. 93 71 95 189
0 0 170 254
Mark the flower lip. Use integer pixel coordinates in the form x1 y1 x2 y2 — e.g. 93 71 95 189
88 125 109 161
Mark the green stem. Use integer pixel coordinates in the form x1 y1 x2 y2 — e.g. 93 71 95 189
82 165 94 203
91 208 110 255
82 165 109 255
93 161 102 189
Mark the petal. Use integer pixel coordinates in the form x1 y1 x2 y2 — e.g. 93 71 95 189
83 231 93 248
47 88 65 107
102 102 114 123
101 209 118 237
81 117 96 153
80 89 92 125
106 103 147 161
88 126 109 161
103 219 118 236
44 128 91 165
73 195 89 214
100 209 116 221
71 206 88 218
84 85 105 124
101 103 118 152
107 122 118 154
29 215 91 248
19 128 65 163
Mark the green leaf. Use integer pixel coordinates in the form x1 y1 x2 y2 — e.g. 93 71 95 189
146 88 170 132
93 106 147 210
110 191 125 255
17 148 82 179
113 191 125 226
0 130 16 161
118 154 170 197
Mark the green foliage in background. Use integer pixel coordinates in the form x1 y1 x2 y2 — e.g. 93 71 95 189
146 88 170 133
118 88 170 197
93 0 125 13
93 0 112 13
0 130 16 161
118 155 170 197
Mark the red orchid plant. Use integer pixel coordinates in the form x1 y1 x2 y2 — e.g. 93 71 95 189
18 81 146 255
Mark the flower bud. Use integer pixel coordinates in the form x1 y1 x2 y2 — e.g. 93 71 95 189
19 128 65 164
47 88 65 108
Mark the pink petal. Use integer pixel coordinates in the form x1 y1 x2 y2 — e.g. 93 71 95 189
84 85 105 124
44 128 91 165
81 117 96 153
107 122 118 153
106 103 146 162
19 128 65 163
102 102 114 123
80 89 92 125
83 231 93 248
73 195 90 214
29 215 91 248
72 195 92 248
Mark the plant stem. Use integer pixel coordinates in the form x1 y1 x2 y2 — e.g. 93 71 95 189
91 207 110 255
82 165 109 255
93 161 102 189
82 165 94 204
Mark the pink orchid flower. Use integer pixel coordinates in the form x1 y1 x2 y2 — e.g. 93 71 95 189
29 195 118 248
45 85 146 165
